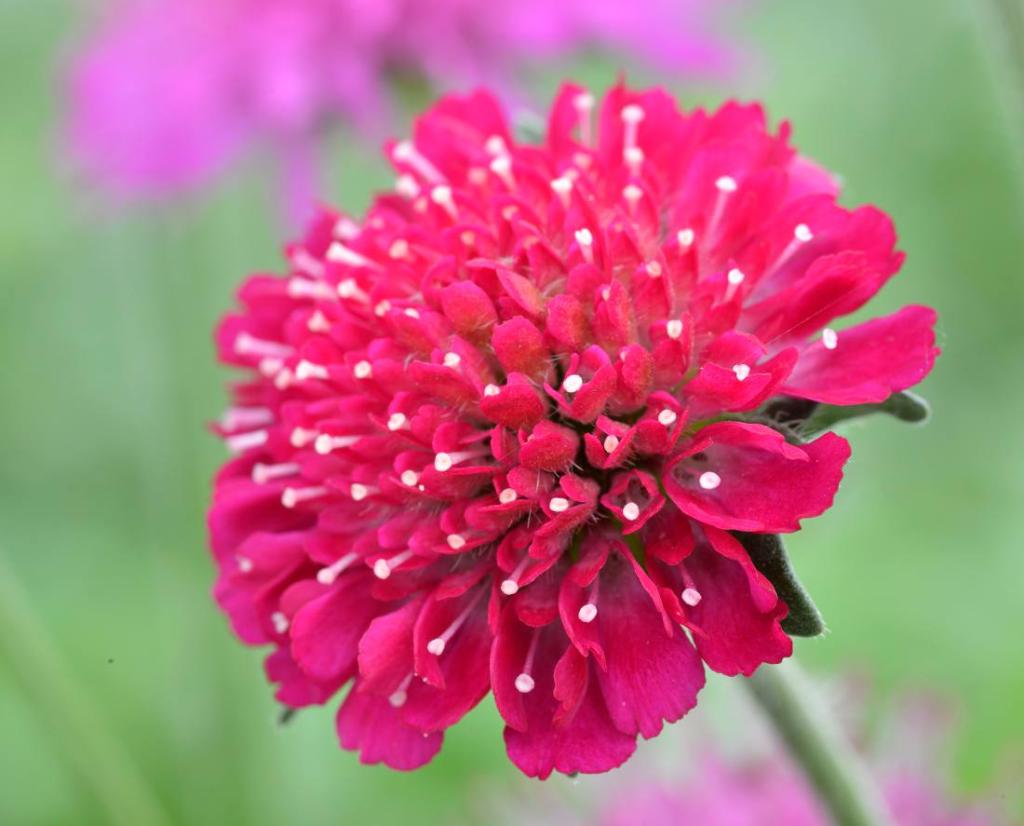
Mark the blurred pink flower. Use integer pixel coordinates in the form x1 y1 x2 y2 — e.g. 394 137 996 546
65 0 735 213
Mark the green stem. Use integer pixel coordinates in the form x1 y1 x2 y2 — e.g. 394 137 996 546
0 553 170 826
746 661 896 826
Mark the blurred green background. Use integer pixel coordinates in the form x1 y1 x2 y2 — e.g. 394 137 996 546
2 0 1023 823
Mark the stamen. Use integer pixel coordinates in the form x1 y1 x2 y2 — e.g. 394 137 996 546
677 228 695 248
290 427 318 448
442 352 461 368
337 278 370 303
392 140 445 184
549 497 570 513
430 185 458 219
388 673 414 708
646 261 662 278
622 502 641 522
327 242 378 270
236 556 254 573
483 384 500 397
307 310 330 333
374 300 391 317
316 552 358 585
290 249 325 279
446 534 466 550
281 486 328 508
373 549 413 580
314 434 359 455
727 268 745 285
822 328 839 350
388 239 410 260
403 308 420 319
425 587 486 656
657 409 678 426
489 155 514 187
515 629 542 693
387 413 408 431
287 278 334 301
550 176 573 209
498 487 517 504
624 146 644 176
622 184 643 212
698 471 721 490
514 674 535 693
234 332 293 360
251 462 299 484
333 217 360 240
271 611 289 634
294 360 329 381
353 360 373 379
221 406 273 430
732 363 751 382
682 587 703 607
794 223 813 242
666 319 684 340
350 483 371 501
226 429 268 453
603 434 620 453
395 174 420 199
621 104 645 151
562 374 584 394
715 175 738 192
574 228 594 263
400 469 420 487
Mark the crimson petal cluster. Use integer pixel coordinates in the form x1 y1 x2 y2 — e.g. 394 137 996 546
209 83 938 777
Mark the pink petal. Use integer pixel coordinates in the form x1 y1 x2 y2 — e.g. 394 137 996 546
336 685 443 770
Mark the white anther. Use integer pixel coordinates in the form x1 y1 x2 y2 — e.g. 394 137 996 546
403 308 420 319
574 228 593 248
387 413 408 431
446 534 466 550
623 184 643 204
658 409 678 427
374 300 391 317
427 638 447 656
350 484 369 502
317 553 357 585
281 486 327 508
822 328 838 350
460 231 476 247
563 374 584 394
388 239 410 259
549 497 570 513
353 360 373 379
430 185 457 218
577 603 599 623
434 453 453 472
500 579 520 596
271 612 289 634
290 427 317 448
682 587 703 607
226 429 268 453
727 268 745 286
395 174 420 199
666 319 684 339
373 551 413 581
290 249 325 279
716 175 738 192
677 228 696 248
550 176 573 208
498 488 517 504
234 332 293 360
295 360 329 381
622 502 641 522
646 261 662 278
600 286 612 301
400 470 419 487
794 223 813 242
624 146 644 174
621 104 645 125
732 363 751 381
286 278 333 301
392 140 444 184
251 462 299 484
603 434 620 453
327 242 375 269
485 134 508 155
442 352 461 368
481 384 499 398
389 689 408 708
489 155 514 185
573 92 595 112
698 471 722 490
307 310 330 333
514 673 536 694
314 434 359 455
237 556 254 573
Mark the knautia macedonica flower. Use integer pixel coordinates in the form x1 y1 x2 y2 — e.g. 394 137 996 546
210 83 939 777
66 0 733 208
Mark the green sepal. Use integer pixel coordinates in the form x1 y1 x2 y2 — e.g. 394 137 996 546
278 707 299 726
800 391 930 438
734 532 826 638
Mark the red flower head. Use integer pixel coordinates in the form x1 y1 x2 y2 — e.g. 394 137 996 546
209 83 939 777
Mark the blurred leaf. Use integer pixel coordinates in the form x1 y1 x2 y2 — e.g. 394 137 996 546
735 532 826 638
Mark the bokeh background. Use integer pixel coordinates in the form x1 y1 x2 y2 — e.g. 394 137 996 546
2 0 1023 823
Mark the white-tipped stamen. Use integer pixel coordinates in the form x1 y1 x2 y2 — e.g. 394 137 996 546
716 175 738 192
622 502 641 522
350 483 370 502
374 300 391 317
403 308 420 319
373 550 413 580
337 278 370 303
430 185 458 219
551 176 573 209
226 429 268 453
698 471 722 490
574 228 594 263
483 384 500 397
234 332 294 361
677 228 695 249
221 406 273 431
621 104 645 151
682 587 703 607
287 278 334 301
400 469 420 487
270 611 289 634
290 427 318 448
353 360 373 379
442 352 461 368
426 588 486 656
392 140 445 184
237 556 254 573
578 603 598 623
332 217 359 240
387 413 408 432
514 673 535 693
727 268 745 286
314 434 359 455
489 155 514 187
562 374 584 394
388 239 410 260
427 638 446 656
549 497 570 513
251 462 300 485
327 242 378 271
646 261 662 278
317 552 358 585
290 248 325 279
446 534 466 550
794 223 813 242
732 363 751 382
307 310 330 333
624 145 644 176
603 434 620 453
281 486 328 508
388 673 414 708
295 360 329 381
498 487 517 504
485 134 508 156
395 174 420 199
666 319 684 340
822 328 839 350
658 409 678 427
622 184 643 211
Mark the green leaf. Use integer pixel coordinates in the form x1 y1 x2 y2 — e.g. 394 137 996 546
734 532 826 638
800 391 930 437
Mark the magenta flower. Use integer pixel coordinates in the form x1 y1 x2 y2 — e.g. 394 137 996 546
66 0 733 207
209 83 938 777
